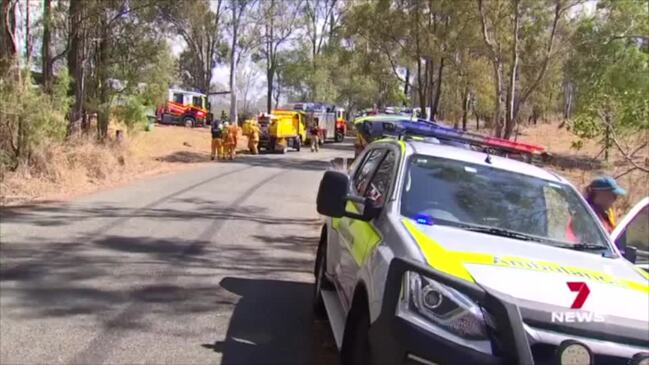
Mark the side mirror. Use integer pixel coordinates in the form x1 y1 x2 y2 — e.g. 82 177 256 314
317 171 350 218
316 171 381 221
624 246 637 264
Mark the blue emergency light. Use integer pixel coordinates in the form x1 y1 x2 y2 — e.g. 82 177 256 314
415 214 434 226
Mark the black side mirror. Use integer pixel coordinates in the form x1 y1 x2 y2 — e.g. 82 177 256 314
624 246 637 264
316 171 381 221
317 171 350 218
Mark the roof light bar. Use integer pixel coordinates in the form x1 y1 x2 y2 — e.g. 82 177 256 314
379 118 546 155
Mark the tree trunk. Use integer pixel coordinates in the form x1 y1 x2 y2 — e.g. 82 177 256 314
265 0 274 114
403 67 410 104
416 57 425 109
0 0 18 74
461 86 470 131
503 0 520 140
97 28 110 140
266 65 274 114
67 0 84 134
42 0 52 91
24 0 30 64
431 57 444 119
563 82 573 119
426 58 433 113
493 61 504 137
228 4 239 125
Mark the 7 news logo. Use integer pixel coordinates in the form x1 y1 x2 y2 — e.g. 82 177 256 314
551 282 605 323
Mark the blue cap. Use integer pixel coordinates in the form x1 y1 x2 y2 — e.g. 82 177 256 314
589 176 626 196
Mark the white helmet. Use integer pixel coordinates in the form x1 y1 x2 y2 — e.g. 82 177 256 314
223 121 230 127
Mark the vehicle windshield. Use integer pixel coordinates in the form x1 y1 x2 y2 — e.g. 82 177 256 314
401 155 611 251
192 96 205 109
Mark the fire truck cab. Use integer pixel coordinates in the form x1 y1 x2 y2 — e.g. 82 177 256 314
156 89 212 128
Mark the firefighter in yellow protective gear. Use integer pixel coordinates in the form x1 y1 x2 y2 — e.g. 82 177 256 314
247 123 260 154
223 122 239 160
210 122 225 160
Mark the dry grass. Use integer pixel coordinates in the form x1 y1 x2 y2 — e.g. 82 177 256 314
0 123 249 206
515 122 648 214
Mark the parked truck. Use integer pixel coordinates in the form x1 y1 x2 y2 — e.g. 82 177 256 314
256 110 306 154
155 89 212 128
293 102 346 144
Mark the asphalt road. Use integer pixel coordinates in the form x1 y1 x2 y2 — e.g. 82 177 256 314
0 141 353 365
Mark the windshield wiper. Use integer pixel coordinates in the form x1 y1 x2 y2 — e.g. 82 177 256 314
454 224 540 242
448 223 611 252
554 243 609 251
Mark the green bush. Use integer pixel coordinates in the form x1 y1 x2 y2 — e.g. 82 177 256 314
0 69 71 171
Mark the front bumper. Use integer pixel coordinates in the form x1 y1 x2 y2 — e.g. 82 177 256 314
368 258 648 365
370 313 502 365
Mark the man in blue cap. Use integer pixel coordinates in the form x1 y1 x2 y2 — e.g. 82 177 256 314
584 176 626 233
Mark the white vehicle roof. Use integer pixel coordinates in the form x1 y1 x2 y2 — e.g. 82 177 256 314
406 140 565 183
169 88 206 97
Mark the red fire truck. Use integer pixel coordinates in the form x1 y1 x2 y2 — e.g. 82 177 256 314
156 89 212 127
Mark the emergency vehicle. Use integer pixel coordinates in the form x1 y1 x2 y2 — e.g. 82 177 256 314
256 110 306 153
155 89 212 127
293 102 346 143
313 121 649 365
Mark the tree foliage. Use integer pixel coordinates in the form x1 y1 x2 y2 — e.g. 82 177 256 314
566 0 648 166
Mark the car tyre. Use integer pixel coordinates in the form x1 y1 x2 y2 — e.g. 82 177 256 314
295 136 301 152
183 117 195 128
335 132 344 142
340 303 372 365
313 229 333 318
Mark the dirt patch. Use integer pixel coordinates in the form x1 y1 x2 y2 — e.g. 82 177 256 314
0 124 250 206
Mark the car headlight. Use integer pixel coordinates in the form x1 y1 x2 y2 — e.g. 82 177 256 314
399 271 488 340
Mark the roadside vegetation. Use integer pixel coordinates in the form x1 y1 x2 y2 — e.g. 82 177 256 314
0 0 646 209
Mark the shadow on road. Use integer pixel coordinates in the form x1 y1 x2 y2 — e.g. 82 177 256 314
320 141 355 153
203 277 337 365
0 201 321 228
234 155 333 172
156 151 211 163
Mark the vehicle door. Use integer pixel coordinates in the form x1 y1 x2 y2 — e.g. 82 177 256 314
168 92 186 117
333 147 398 309
611 197 649 271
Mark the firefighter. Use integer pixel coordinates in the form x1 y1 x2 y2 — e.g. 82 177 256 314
210 121 225 160
247 122 260 155
309 119 320 152
223 122 239 160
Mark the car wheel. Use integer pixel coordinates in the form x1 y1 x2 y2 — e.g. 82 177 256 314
295 136 301 152
269 138 276 153
340 303 372 365
335 132 344 142
184 117 195 128
313 229 332 318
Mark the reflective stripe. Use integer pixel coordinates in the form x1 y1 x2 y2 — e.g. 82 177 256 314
402 219 476 283
402 218 649 294
345 202 381 265
632 266 649 280
374 138 406 155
